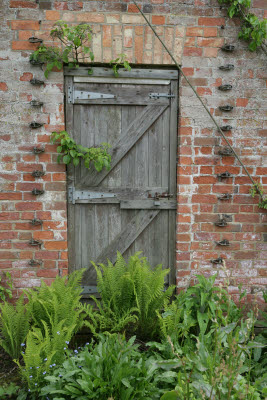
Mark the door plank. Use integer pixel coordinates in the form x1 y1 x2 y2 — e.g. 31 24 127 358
80 104 168 187
94 209 160 264
120 200 176 209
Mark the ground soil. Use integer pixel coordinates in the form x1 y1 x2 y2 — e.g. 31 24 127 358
0 347 21 386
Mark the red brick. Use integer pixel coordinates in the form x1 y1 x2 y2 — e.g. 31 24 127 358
45 10 60 20
0 212 19 221
0 82 8 91
0 251 18 259
44 241 68 250
11 20 40 30
152 15 165 25
203 27 218 37
12 41 40 51
15 202 42 211
236 98 249 107
183 47 203 57
128 4 139 12
192 195 217 204
197 38 224 47
20 72 33 81
10 1 37 8
33 231 54 240
186 27 203 37
253 0 266 7
0 193 22 200
37 269 58 278
198 17 225 26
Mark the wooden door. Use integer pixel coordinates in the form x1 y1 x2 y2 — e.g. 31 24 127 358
64 67 178 294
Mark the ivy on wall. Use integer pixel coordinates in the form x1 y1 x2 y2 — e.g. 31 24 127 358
218 0 267 53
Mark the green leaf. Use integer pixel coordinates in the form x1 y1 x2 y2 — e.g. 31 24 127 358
57 146 62 153
160 391 180 400
70 149 76 158
73 157 79 166
63 154 71 164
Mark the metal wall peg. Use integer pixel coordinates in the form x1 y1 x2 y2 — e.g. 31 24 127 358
30 78 44 86
29 259 42 266
32 146 45 154
218 193 232 200
219 105 234 112
219 64 234 71
30 100 43 107
215 239 230 246
30 122 44 129
218 84 233 91
220 125 232 131
29 58 44 66
32 188 44 196
218 147 234 156
28 36 43 44
210 257 224 264
215 218 228 227
32 170 45 178
30 218 43 226
217 171 232 180
28 238 43 246
221 44 235 52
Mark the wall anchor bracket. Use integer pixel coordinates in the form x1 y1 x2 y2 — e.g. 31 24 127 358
210 257 224 264
217 171 232 181
215 239 230 246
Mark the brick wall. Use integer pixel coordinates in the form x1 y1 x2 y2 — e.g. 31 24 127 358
0 0 266 301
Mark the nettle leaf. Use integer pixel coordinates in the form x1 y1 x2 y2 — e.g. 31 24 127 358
57 146 62 153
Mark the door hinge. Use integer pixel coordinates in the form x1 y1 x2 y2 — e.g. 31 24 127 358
68 87 116 103
149 92 175 99
68 187 116 204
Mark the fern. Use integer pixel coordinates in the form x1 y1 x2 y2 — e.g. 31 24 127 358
25 269 85 335
0 295 30 359
91 252 175 340
15 318 75 392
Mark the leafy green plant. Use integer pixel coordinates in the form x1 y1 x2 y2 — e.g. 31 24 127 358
0 383 21 399
30 21 94 78
158 274 243 345
250 183 267 210
25 269 85 336
109 53 132 77
217 0 267 53
41 334 159 400
0 272 13 301
0 295 30 360
91 252 175 340
50 130 111 171
15 319 76 395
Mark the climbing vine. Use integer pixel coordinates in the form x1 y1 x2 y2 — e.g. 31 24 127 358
51 131 111 172
250 183 267 210
218 0 267 53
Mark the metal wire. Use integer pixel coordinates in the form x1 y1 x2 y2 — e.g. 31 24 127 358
132 0 262 196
